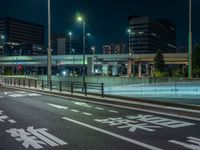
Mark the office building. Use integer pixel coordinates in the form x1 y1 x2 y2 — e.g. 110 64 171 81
128 16 176 54
0 17 45 56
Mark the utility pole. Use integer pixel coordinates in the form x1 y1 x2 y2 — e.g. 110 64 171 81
47 0 52 81
188 0 192 79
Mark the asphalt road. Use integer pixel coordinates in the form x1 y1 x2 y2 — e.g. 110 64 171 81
0 86 200 150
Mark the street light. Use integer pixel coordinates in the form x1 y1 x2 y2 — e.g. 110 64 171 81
72 48 75 78
91 46 96 56
188 0 192 79
77 15 86 83
127 29 131 55
47 0 52 81
1 35 5 56
86 33 91 36
68 32 72 54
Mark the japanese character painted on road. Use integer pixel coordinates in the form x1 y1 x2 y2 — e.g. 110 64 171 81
95 117 161 133
169 137 200 150
126 114 195 128
6 126 67 149
0 110 16 124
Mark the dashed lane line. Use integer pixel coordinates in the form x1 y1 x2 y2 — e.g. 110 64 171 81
108 110 119 113
8 119 17 123
82 112 93 116
95 107 104 110
6 86 200 122
70 109 80 113
47 103 68 110
47 103 93 116
62 117 163 150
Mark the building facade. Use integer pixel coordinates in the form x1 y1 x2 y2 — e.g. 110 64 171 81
52 35 92 55
128 16 176 54
103 43 126 54
0 17 45 56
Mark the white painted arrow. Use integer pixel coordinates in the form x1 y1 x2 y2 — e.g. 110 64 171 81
47 103 68 109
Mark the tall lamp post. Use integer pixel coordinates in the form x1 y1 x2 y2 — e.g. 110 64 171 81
68 32 72 54
77 16 86 83
72 48 75 73
127 29 131 55
188 0 192 79
47 0 52 81
1 35 5 56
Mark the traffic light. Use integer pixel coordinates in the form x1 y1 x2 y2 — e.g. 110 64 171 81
18 65 23 71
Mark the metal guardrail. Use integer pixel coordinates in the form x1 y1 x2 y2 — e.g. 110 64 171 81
3 77 104 97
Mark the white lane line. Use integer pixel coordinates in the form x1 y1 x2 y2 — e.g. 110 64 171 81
64 98 200 122
95 107 104 110
7 86 200 122
47 103 68 109
108 110 119 113
82 112 92 116
8 119 16 124
70 109 79 113
0 96 3 99
62 117 163 150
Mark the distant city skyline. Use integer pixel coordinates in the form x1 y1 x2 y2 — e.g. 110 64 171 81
0 0 200 52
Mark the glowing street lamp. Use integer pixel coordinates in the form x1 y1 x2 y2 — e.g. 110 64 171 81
86 33 91 36
1 35 5 39
68 32 72 54
127 29 131 55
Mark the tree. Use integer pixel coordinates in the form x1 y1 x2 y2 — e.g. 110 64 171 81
154 50 165 72
192 44 200 77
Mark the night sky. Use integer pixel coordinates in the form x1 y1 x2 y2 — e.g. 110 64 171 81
0 0 200 52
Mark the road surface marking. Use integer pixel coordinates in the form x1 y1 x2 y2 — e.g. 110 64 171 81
62 117 163 150
82 112 92 116
3 91 41 98
95 115 194 133
3 92 8 95
70 109 79 113
126 115 195 128
108 110 119 113
74 102 92 108
95 107 104 110
6 126 67 149
0 110 16 124
66 99 200 122
8 119 17 124
169 137 200 150
95 117 161 133
0 96 3 98
47 103 68 109
7 86 200 121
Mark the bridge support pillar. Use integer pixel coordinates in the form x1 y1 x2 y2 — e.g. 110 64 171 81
87 57 94 75
102 64 109 76
145 63 150 76
138 63 142 77
112 65 118 76
127 59 133 77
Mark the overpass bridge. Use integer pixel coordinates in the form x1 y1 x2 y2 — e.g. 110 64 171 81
0 53 188 76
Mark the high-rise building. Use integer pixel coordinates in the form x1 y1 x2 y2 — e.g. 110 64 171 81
128 16 176 54
0 17 45 55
